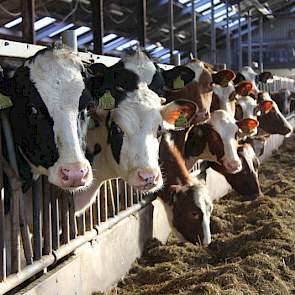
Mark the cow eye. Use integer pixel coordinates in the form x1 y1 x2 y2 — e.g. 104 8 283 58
116 125 123 134
190 210 201 219
31 106 38 115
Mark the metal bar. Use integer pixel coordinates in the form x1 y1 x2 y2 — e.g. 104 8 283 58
0 119 5 281
51 186 59 251
104 182 108 220
91 0 104 54
259 16 264 72
169 0 175 64
138 0 147 47
69 193 77 240
124 182 128 209
248 11 252 66
238 2 242 70
226 0 231 68
22 0 35 44
130 186 134 207
115 178 120 215
211 0 216 65
61 192 70 245
108 180 115 217
43 177 52 255
191 0 197 57
85 207 93 231
97 190 101 225
61 31 78 52
32 178 42 261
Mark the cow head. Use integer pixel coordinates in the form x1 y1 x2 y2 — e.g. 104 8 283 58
211 69 236 115
0 48 93 191
164 58 213 124
209 143 262 199
87 56 197 194
184 110 242 174
167 182 213 246
235 82 260 137
257 92 293 136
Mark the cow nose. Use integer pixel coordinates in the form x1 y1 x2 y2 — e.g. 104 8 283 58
59 163 90 188
137 170 160 185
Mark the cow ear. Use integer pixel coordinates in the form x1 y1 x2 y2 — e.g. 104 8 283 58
212 69 236 87
235 81 253 96
257 71 273 83
235 104 243 121
233 72 246 85
162 66 195 90
161 99 197 130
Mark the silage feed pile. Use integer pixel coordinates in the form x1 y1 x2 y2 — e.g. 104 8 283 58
114 135 295 295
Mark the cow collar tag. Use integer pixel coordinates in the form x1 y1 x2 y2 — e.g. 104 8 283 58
98 90 115 110
0 93 13 109
173 76 185 90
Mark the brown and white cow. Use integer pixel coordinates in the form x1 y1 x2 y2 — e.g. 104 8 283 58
183 110 243 174
159 133 212 246
164 58 213 124
73 52 197 213
209 143 262 200
257 92 293 136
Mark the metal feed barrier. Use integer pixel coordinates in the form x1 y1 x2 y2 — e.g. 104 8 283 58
0 39 294 294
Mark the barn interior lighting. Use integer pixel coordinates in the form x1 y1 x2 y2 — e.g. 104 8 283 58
34 17 56 31
151 46 164 54
116 39 138 51
195 0 220 13
178 0 190 4
4 17 22 28
145 44 157 51
103 33 118 43
153 48 170 58
228 17 246 27
215 10 236 23
202 3 224 15
48 23 74 37
74 26 91 37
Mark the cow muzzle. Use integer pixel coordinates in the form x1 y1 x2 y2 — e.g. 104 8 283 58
223 158 242 174
129 168 162 192
58 162 92 189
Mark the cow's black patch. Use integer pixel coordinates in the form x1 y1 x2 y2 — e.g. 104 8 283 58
233 73 246 85
106 113 124 164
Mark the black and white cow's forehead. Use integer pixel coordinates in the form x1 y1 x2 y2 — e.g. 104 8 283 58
27 48 87 113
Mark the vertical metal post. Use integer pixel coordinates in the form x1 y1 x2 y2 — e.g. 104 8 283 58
0 120 5 280
191 0 197 57
139 0 147 47
247 10 252 66
259 16 264 72
211 0 216 65
22 0 35 44
238 2 242 70
169 0 175 64
91 0 104 54
61 31 78 52
226 0 231 68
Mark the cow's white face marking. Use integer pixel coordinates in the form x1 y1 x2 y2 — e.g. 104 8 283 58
122 51 156 85
240 66 259 92
209 110 242 173
213 81 236 115
236 96 258 120
185 60 205 82
28 49 92 188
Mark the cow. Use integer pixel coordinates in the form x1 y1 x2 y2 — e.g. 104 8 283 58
164 58 213 124
270 89 292 116
210 69 236 115
182 110 243 174
208 143 262 200
256 92 293 136
159 133 212 246
0 48 94 191
72 52 197 213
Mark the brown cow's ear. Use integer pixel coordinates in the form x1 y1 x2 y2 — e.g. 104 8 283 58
212 69 236 87
256 100 273 114
258 71 273 83
161 99 197 129
235 81 253 96
162 66 195 90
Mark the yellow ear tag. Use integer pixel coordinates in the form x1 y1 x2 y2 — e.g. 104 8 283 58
173 76 185 90
98 90 115 110
175 112 188 128
220 80 229 88
0 93 12 110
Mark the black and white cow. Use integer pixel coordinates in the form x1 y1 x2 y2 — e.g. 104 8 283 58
73 51 197 213
0 48 93 191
